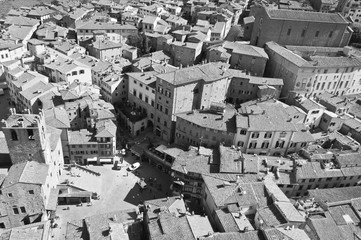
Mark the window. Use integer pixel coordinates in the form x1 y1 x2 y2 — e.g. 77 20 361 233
72 71 77 76
237 141 244 147
290 142 297 148
28 190 34 195
240 129 247 135
251 132 259 138
13 207 19 215
261 141 269 148
264 132 272 138
7 193 13 198
287 28 291 36
301 142 307 147
249 141 257 149
164 121 167 127
301 29 306 37
27 129 34 140
80 70 84 74
20 207 26 213
315 31 319 37
11 130 17 141
311 110 319 114
329 31 333 38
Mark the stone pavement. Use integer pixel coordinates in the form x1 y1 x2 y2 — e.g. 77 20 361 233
50 154 172 240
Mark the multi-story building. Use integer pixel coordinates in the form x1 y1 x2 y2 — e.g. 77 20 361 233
18 80 57 114
76 21 138 43
337 0 361 23
235 100 311 156
0 40 25 63
175 103 236 148
0 161 56 228
265 42 361 98
127 71 156 121
292 151 361 197
2 110 64 171
154 62 231 142
315 91 354 114
226 43 268 76
138 4 164 16
68 119 116 164
291 95 326 129
88 39 123 61
4 62 50 113
98 72 126 103
40 50 92 85
170 41 203 67
226 69 283 105
250 6 352 47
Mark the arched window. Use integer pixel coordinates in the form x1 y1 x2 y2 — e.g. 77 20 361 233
11 130 17 141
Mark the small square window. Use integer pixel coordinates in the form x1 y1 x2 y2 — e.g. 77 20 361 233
7 193 13 198
28 190 34 195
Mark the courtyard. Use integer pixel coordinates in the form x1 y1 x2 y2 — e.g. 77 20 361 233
50 154 172 239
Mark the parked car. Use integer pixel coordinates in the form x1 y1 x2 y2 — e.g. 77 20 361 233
128 162 140 171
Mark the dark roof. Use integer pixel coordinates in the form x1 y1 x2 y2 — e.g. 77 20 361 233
335 152 361 167
148 213 195 240
307 213 345 240
2 162 49 188
201 231 264 240
156 62 230 86
238 102 298 132
214 208 240 232
257 205 287 227
219 145 242 173
309 187 361 205
144 196 186 220
266 8 348 23
202 174 268 208
176 105 237 133
84 209 139 240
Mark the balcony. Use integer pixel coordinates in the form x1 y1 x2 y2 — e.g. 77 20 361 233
144 148 172 167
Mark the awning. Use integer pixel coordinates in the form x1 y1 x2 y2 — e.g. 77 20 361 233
99 158 112 163
87 157 97 162
130 145 144 157
155 145 167 152
58 191 92 198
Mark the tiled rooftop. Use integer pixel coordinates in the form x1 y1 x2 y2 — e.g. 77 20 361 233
176 105 237 133
308 186 361 205
266 8 348 23
2 161 49 188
